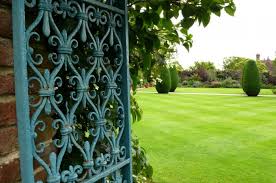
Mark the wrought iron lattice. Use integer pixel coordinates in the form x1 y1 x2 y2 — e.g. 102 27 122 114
12 0 132 183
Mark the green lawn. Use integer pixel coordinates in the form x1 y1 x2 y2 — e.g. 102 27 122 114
133 88 276 183
138 87 274 95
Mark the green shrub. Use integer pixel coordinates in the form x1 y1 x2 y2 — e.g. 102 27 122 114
169 66 179 92
210 81 222 88
221 77 240 88
155 65 171 93
182 80 188 86
262 84 275 89
186 80 195 87
242 60 261 96
192 81 203 88
132 136 153 183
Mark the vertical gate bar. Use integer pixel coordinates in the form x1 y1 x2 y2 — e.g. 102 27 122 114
12 1 35 183
121 0 133 182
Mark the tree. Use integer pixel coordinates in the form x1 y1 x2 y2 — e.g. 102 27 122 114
167 59 184 73
128 0 236 87
169 65 179 92
272 59 276 77
189 61 216 82
242 60 261 96
223 57 267 78
190 61 216 71
156 64 171 93
223 57 247 71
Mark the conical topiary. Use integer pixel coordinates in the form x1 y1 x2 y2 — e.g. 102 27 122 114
169 66 179 92
242 59 261 96
155 65 171 94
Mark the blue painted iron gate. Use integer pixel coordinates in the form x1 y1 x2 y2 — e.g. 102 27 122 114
12 0 132 182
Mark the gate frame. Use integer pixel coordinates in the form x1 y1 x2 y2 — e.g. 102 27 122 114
13 1 34 182
12 0 132 182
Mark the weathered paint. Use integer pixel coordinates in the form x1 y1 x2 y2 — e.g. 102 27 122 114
13 0 132 182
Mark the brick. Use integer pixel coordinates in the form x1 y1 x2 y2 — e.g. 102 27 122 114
1 0 12 6
0 152 21 183
0 37 13 66
0 126 18 156
33 143 56 182
36 115 55 142
0 7 12 38
0 96 16 126
34 166 47 182
33 142 56 169
0 72 14 95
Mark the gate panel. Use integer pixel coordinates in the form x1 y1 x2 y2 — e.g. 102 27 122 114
12 0 132 182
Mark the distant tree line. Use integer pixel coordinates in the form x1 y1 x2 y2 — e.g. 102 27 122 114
177 57 276 88
136 56 276 89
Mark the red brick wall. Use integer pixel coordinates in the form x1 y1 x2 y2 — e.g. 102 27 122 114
0 1 21 182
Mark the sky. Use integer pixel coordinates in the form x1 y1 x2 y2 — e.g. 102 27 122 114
176 0 276 69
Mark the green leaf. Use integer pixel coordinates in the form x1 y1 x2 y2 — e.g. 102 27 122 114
183 42 190 51
152 12 160 25
160 18 173 29
182 4 195 18
161 0 170 11
145 165 153 178
145 37 154 52
180 28 188 35
213 10 221 17
211 4 222 17
225 4 236 16
135 17 144 30
143 52 152 72
202 13 211 27
129 29 137 49
181 18 195 29
152 35 160 49
143 12 152 27
173 9 179 19
165 10 174 19
164 41 169 48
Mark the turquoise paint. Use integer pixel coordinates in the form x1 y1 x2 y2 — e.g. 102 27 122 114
13 0 35 183
13 0 132 182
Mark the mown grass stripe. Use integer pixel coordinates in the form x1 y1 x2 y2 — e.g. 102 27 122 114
133 89 276 183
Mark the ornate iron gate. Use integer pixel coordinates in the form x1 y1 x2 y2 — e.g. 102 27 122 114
12 0 132 182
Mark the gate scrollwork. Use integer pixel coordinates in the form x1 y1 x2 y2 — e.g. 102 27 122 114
13 0 131 182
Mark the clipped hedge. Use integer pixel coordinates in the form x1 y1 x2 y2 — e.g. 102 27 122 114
156 65 171 93
169 66 179 92
242 60 261 96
